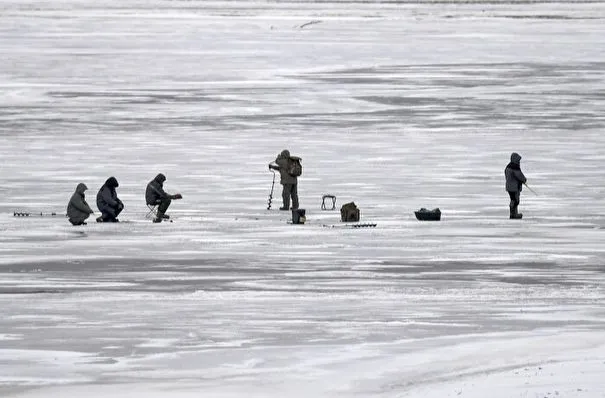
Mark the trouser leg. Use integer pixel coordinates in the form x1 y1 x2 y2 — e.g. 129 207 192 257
70 212 90 225
281 184 291 210
100 205 121 221
508 191 520 218
157 198 171 215
115 203 123 217
101 207 116 221
291 184 299 210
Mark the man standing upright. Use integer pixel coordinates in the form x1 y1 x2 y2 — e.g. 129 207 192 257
269 149 300 211
505 152 527 219
146 173 181 223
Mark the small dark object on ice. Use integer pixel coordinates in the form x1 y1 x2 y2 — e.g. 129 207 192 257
14 212 31 217
350 223 376 228
299 20 322 29
14 211 60 217
323 223 376 229
341 202 360 222
292 209 306 224
415 208 441 221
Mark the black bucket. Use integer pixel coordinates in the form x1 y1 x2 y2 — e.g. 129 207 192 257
292 209 306 224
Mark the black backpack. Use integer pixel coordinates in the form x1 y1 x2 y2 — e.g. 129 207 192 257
340 202 360 222
287 156 302 177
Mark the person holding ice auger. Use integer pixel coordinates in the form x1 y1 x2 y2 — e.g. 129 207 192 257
505 152 527 219
96 176 124 222
67 183 94 225
145 173 182 223
268 149 301 211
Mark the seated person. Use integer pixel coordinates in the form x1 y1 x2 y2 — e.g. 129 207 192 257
145 173 181 223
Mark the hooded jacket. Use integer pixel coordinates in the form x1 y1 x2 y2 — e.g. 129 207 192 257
97 177 122 211
505 152 527 192
67 183 94 222
274 149 297 185
146 173 169 204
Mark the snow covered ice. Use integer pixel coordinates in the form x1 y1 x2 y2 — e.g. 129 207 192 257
1 0 605 397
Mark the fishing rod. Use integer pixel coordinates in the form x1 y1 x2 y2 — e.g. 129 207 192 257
523 183 538 196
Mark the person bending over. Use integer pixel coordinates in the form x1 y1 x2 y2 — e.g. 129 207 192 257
96 176 124 222
67 183 94 225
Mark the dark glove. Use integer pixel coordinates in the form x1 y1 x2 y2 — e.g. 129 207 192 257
172 193 183 199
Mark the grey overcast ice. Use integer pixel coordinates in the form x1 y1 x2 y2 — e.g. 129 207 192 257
1 0 605 397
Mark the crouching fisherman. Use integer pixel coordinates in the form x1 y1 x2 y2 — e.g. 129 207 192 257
96 176 124 222
67 183 94 225
145 173 182 223
505 152 527 219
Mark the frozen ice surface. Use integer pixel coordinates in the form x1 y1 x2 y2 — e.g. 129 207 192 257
1 0 605 397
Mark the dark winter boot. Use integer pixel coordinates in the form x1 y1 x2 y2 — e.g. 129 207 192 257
510 206 523 219
96 216 103 223
153 217 162 223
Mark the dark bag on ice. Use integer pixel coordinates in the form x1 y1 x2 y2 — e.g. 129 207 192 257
414 207 441 221
340 202 360 222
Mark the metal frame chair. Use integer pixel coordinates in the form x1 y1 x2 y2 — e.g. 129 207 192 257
145 204 158 219
321 194 336 210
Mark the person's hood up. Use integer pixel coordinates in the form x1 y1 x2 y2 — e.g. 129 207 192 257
510 152 522 165
280 149 291 158
154 173 166 184
105 176 119 188
75 183 88 194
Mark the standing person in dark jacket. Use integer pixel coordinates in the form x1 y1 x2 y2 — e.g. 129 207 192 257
269 149 299 210
505 152 527 219
145 173 181 223
66 183 94 225
96 176 124 222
